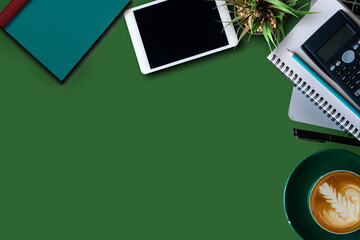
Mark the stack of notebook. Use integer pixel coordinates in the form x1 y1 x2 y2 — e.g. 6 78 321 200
1 0 130 82
268 0 360 140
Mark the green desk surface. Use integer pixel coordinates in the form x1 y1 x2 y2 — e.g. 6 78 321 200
0 1 358 239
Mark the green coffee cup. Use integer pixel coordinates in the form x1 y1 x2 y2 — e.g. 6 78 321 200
284 149 360 239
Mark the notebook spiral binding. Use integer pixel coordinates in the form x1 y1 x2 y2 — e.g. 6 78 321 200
270 54 360 141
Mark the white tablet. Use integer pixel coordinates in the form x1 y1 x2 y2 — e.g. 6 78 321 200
125 0 238 74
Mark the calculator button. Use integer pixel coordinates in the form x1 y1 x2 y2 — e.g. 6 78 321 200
354 44 359 50
358 39 360 45
356 80 360 85
342 66 348 71
353 65 357 71
351 75 356 80
346 80 351 85
342 76 347 81
350 85 355 89
354 5 360 15
347 70 352 75
344 1 354 9
357 70 360 75
343 50 356 63
336 61 342 66
330 65 336 71
355 89 360 97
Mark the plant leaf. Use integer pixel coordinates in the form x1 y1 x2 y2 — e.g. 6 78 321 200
238 25 250 42
262 22 272 51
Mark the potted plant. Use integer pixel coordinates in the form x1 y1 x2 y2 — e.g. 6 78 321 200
223 0 313 49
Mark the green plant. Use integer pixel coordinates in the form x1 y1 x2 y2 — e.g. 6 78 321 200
222 0 313 49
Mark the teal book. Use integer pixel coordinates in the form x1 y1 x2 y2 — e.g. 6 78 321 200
4 0 130 81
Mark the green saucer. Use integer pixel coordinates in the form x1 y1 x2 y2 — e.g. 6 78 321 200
284 149 360 240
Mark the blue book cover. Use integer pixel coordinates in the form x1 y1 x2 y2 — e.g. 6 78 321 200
5 0 130 81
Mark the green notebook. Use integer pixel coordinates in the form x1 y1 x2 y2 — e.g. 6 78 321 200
4 0 130 81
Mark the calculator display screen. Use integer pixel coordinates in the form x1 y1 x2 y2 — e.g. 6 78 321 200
316 25 355 62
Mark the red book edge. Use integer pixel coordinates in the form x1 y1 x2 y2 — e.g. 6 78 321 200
0 0 28 27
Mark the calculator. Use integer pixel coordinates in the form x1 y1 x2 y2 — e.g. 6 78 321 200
302 10 360 108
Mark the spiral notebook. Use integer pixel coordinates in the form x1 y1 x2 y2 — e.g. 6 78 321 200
267 0 360 140
287 0 360 131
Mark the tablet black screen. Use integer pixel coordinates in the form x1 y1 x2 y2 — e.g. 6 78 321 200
134 0 229 69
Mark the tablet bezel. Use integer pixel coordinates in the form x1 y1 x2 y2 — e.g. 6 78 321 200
125 0 238 74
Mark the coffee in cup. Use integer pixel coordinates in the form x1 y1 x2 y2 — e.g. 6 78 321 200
309 170 360 234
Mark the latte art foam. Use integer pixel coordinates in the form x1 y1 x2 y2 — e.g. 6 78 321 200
310 171 360 234
319 182 359 228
